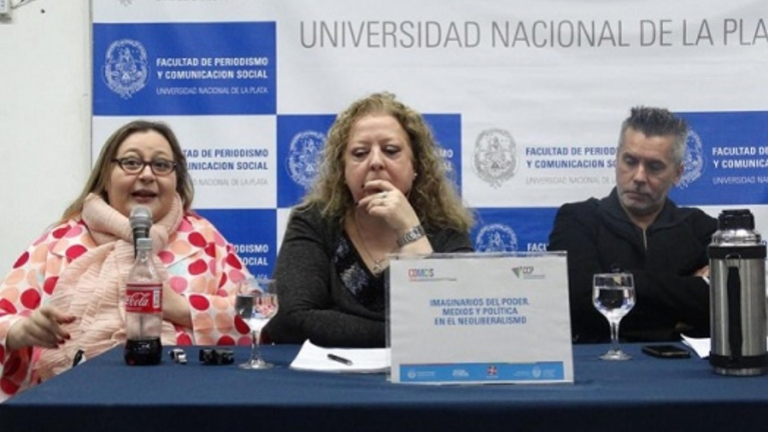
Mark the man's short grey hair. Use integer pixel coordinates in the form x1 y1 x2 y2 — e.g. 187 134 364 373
618 106 688 166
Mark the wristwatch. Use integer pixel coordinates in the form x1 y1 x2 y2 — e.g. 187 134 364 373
397 225 426 247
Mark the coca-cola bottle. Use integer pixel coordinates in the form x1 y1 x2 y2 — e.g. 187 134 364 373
124 237 163 365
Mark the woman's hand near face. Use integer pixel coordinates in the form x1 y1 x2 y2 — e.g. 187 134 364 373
357 179 420 235
5 306 75 352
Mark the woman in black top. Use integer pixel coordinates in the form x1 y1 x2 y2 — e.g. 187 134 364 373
265 92 474 347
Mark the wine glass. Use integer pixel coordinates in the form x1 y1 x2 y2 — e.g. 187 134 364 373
593 273 636 361
235 278 279 369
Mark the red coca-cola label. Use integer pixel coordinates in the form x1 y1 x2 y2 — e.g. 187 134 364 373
126 283 162 313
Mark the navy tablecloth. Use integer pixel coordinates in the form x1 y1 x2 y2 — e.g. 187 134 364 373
1 343 767 432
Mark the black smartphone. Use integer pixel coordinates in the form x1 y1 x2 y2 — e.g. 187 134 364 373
641 344 691 359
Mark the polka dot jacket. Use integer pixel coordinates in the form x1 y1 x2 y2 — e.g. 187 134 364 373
0 213 252 401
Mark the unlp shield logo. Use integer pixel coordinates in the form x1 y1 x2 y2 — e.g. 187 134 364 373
286 130 325 188
677 129 705 189
473 128 517 188
474 223 518 252
102 39 149 99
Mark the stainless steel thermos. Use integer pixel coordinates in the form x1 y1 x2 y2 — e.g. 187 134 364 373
709 209 768 376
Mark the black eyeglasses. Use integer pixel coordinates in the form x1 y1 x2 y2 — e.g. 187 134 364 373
112 157 177 176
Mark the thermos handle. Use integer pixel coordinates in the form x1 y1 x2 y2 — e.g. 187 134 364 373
726 259 742 361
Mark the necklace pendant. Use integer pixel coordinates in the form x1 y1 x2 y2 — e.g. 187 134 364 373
372 263 382 275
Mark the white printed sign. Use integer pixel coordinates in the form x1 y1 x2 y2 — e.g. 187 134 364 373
388 253 573 384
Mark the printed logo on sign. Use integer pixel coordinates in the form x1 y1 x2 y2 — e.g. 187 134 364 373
408 268 435 281
407 267 456 283
452 369 470 378
474 129 517 188
487 365 498 377
512 265 545 280
286 130 325 188
512 266 534 278
475 223 518 252
677 129 705 189
102 39 149 99
532 366 542 379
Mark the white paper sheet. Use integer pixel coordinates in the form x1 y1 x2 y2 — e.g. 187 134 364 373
289 340 390 373
681 335 711 358
682 335 768 359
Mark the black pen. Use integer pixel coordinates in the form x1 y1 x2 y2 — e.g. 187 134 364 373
327 353 353 366
72 349 85 367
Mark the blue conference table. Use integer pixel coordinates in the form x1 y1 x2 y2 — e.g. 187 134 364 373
1 343 767 432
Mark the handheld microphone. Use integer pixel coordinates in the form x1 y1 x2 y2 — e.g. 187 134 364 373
129 206 153 257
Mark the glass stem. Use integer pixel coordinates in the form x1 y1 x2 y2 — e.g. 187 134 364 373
610 319 621 352
250 329 260 362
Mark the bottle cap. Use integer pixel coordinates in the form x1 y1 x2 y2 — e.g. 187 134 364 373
136 238 153 250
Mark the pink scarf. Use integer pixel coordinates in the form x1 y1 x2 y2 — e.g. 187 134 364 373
36 193 183 379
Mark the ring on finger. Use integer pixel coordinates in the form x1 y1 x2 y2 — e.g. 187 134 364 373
380 192 388 199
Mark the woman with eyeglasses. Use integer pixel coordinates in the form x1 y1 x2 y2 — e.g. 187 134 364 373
0 120 252 402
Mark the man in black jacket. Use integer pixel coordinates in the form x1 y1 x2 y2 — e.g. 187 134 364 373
549 107 717 343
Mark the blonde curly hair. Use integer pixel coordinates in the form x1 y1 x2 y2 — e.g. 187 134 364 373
299 92 473 232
